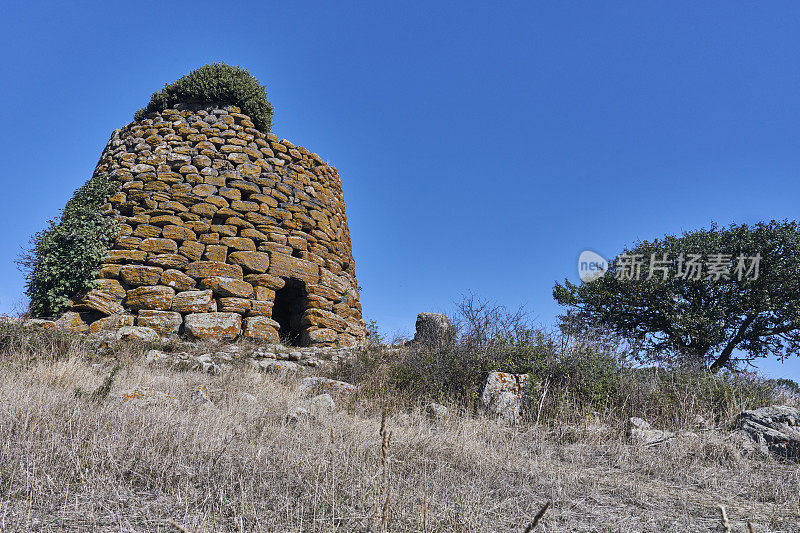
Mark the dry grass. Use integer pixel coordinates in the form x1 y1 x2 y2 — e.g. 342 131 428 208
0 335 797 531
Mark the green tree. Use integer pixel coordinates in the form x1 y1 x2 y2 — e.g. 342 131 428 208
554 221 800 373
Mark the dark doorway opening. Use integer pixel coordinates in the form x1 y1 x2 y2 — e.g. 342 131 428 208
272 278 307 346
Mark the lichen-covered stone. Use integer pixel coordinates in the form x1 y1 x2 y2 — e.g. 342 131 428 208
481 372 532 424
268 252 320 283
243 316 280 341
228 251 269 273
160 269 196 291
89 313 135 333
116 325 160 343
184 312 242 339
73 289 124 316
136 310 183 335
125 286 175 311
54 311 90 332
200 276 254 298
140 238 178 254
217 297 251 314
185 261 243 280
120 265 163 287
244 273 285 290
172 290 216 313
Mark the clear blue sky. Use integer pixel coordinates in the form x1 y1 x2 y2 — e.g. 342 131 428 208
1 2 798 381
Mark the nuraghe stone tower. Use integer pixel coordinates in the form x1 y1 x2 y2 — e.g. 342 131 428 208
67 104 364 346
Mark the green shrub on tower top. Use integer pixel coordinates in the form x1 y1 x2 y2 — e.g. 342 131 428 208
134 63 273 133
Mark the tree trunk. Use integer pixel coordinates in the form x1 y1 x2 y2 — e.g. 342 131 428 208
709 342 736 373
709 315 757 373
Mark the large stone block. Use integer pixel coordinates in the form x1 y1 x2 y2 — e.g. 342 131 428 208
268 252 320 283
481 372 532 424
184 312 242 340
200 276 254 298
94 279 127 299
735 405 800 460
243 316 280 341
247 300 273 316
244 273 285 290
228 251 270 273
55 311 90 332
105 250 147 263
160 269 196 291
301 327 338 345
414 313 455 345
147 254 189 269
140 238 178 254
73 288 124 316
185 261 243 280
302 308 347 332
120 265 163 287
89 313 135 333
161 225 196 242
125 286 175 311
217 297 251 314
137 310 183 335
172 290 216 313
220 236 256 251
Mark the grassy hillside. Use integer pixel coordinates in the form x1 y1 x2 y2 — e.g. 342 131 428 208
0 322 797 532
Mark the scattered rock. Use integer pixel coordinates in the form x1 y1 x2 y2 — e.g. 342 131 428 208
481 372 531 423
190 384 212 405
627 417 675 445
734 405 800 460
145 349 175 364
239 392 258 404
425 402 448 420
691 414 712 429
118 386 177 407
116 326 160 343
311 393 335 411
254 359 301 375
287 393 335 424
297 377 356 397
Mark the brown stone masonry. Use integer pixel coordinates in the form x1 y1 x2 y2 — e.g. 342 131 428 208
68 104 364 346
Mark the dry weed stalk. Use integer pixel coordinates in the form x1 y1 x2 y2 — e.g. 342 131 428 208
166 518 192 532
718 505 731 532
524 500 552 532
373 408 393 532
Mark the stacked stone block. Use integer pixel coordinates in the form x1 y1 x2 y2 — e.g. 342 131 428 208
68 104 364 346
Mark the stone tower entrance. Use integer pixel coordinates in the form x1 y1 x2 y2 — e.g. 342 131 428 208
272 278 307 346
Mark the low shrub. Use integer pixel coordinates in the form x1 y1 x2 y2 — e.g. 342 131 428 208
332 295 791 428
134 63 273 133
18 174 119 317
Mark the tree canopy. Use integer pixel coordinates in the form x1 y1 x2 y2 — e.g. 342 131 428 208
553 220 800 372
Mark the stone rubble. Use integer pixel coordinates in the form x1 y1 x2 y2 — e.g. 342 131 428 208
734 405 800 461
